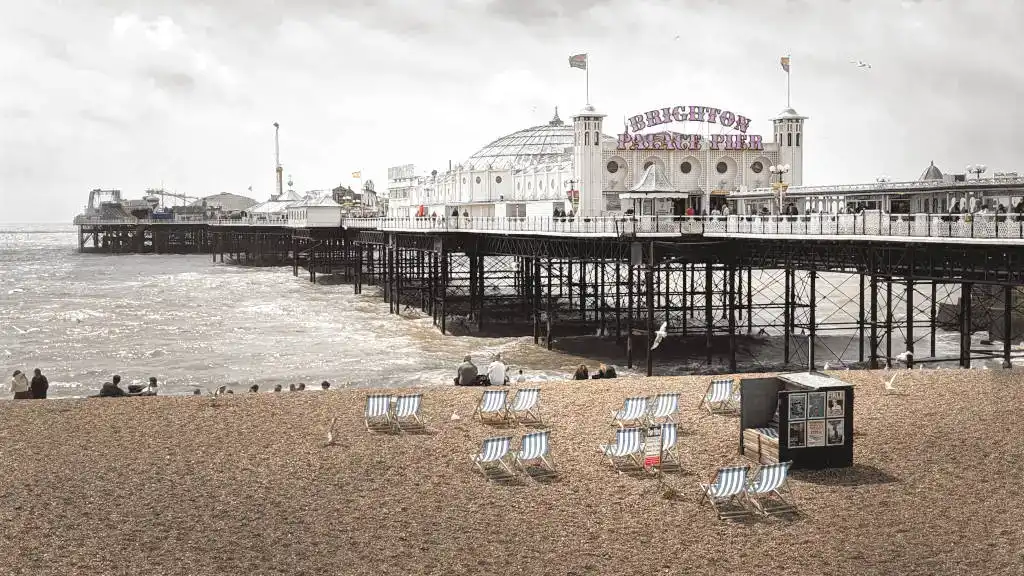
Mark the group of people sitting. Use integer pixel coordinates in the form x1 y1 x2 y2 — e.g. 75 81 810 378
94 375 159 397
201 381 332 395
454 354 524 386
7 369 49 399
572 363 617 380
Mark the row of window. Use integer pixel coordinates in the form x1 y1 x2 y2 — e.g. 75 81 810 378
608 159 777 175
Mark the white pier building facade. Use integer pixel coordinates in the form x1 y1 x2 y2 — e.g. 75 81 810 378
387 103 805 218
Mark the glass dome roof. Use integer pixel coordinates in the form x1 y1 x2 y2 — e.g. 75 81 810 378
464 109 574 171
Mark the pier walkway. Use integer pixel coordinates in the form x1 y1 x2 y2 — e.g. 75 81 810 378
74 213 1024 244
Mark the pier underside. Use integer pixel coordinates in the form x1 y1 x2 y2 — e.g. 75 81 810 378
79 223 1024 374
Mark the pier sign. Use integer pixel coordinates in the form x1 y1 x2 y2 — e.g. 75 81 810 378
617 105 764 151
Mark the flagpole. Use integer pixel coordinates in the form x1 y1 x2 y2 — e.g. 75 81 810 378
786 53 791 108
586 55 590 105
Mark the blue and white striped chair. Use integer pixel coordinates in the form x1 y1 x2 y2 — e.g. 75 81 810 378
364 393 393 432
600 426 645 471
698 465 752 519
474 389 510 424
472 436 516 480
509 387 543 425
647 392 681 424
699 378 737 415
610 396 649 427
747 461 797 516
648 422 680 471
392 393 425 432
514 431 557 478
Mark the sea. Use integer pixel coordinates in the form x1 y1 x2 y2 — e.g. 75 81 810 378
1 223 1016 398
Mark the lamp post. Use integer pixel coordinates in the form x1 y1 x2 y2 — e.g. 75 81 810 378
966 164 987 180
768 163 790 214
564 178 578 214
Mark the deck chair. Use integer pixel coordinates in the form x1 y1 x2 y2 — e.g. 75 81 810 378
514 431 557 478
472 436 516 481
392 393 425 433
610 396 649 427
509 387 543 425
647 422 680 472
746 461 797 516
698 465 752 520
647 392 681 424
599 426 645 472
699 378 737 415
474 389 510 424
364 393 393 432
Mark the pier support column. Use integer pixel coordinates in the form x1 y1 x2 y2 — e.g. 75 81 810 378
681 262 688 335
905 279 915 368
1004 285 1013 369
885 277 893 366
930 282 938 358
960 282 972 368
546 258 553 350
808 269 817 370
705 262 713 366
476 254 485 332
858 273 865 363
533 258 541 345
870 275 879 369
645 249 655 377
784 267 792 365
614 260 622 344
746 267 753 334
728 265 737 372
626 259 634 369
439 248 448 335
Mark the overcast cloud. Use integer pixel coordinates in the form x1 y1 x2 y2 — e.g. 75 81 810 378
1 0 1022 221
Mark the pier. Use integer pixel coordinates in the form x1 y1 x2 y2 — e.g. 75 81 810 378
75 204 1024 375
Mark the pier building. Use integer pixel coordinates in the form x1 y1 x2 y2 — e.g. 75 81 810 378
387 103 800 220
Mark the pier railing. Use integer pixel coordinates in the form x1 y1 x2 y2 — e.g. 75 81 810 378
75 213 1024 241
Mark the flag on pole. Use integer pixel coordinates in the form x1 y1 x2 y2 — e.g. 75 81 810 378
780 55 790 73
351 171 361 178
569 53 587 70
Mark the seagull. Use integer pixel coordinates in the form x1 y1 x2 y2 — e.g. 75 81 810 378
849 59 872 69
325 417 337 446
212 385 227 396
674 34 680 40
650 321 668 350
883 373 898 394
450 411 460 421
823 362 831 370
895 350 913 367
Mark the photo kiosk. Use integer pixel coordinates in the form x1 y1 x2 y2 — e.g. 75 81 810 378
739 371 854 470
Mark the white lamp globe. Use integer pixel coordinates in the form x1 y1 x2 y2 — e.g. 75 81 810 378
769 165 777 173
783 164 791 172
980 164 987 172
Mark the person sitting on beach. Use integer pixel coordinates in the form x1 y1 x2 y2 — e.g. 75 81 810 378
515 369 526 384
97 381 126 397
456 355 478 386
146 377 158 395
249 384 259 393
572 365 589 380
487 354 509 386
321 381 331 390
273 384 282 393
8 370 31 399
594 364 616 379
297 383 306 391
289 384 296 392
30 368 49 399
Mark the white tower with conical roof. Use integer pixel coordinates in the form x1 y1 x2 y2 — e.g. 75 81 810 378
572 104 606 216
773 107 807 186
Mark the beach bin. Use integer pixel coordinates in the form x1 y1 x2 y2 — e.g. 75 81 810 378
738 371 854 470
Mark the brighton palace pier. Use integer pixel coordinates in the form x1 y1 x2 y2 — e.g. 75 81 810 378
74 103 1024 376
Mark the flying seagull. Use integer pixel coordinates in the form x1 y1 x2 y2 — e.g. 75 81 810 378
849 59 872 69
650 321 668 350
883 373 898 394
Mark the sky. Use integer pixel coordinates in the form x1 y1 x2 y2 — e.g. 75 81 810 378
2 0 1022 221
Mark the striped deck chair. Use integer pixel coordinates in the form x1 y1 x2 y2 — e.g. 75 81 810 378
610 396 649 427
514 431 557 478
364 393 393 432
392 393 426 433
698 465 752 520
599 426 645 472
699 378 737 415
472 436 516 481
647 392 681 424
747 461 797 516
509 387 543 425
474 389 510 424
648 422 681 472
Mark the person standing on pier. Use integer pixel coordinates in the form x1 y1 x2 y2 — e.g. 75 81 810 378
30 368 49 399
487 354 508 386
8 370 31 399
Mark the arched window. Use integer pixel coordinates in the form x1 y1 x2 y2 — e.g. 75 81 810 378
584 131 590 145
787 133 792 146
796 133 801 147
593 131 598 146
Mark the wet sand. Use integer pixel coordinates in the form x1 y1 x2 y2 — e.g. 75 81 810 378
1 369 1023 575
